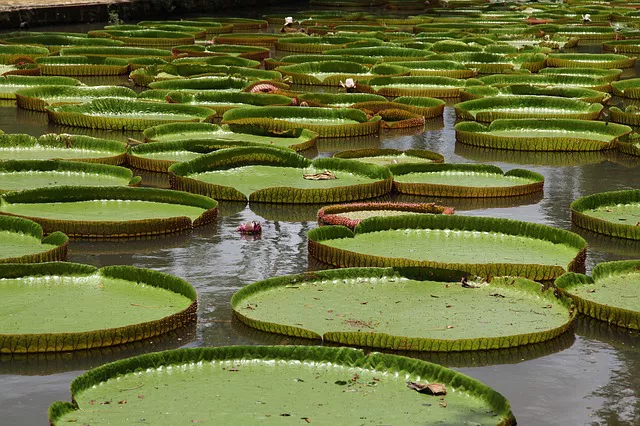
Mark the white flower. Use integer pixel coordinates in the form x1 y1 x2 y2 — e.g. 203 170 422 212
340 78 356 89
582 14 591 22
284 17 294 25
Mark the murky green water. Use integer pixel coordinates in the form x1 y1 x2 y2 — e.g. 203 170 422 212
1 8 639 426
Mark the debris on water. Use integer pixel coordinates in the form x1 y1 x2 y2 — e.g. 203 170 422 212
587 289 596 293
489 293 505 298
407 381 447 395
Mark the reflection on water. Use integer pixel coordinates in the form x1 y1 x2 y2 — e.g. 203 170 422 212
316 133 381 155
455 142 610 167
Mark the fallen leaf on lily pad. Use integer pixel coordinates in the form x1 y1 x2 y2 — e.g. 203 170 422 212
407 382 447 395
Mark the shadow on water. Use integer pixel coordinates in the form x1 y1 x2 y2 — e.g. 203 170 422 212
572 226 640 261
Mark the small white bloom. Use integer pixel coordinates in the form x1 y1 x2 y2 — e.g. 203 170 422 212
582 14 591 22
340 78 356 89
284 17 294 25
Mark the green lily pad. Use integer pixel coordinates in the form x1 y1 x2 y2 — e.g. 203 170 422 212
389 163 544 197
34 56 130 76
0 76 82 100
538 67 622 83
547 53 636 69
318 202 454 229
367 76 483 98
0 134 127 165
478 74 610 91
556 260 640 330
48 345 516 425
460 84 611 103
233 267 575 351
386 60 477 78
169 146 392 203
0 160 137 192
47 98 216 131
142 122 318 151
454 96 603 122
222 106 381 138
455 119 631 151
15 86 138 112
0 215 68 263
0 186 218 238
571 189 640 240
308 215 587 281
0 262 196 353
333 148 444 166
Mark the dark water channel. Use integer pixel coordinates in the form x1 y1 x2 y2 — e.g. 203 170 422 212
1 10 639 426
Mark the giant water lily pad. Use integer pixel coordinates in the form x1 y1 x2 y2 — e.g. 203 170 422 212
571 189 640 240
460 84 611 104
276 61 408 86
308 215 587 281
165 91 292 114
611 78 640 99
478 74 610 92
0 262 197 353
233 267 575 351
47 98 216 131
455 119 631 151
15 86 138 112
389 163 544 197
0 160 138 192
555 260 640 330
454 96 603 122
142 122 317 151
172 44 270 61
3 134 128 165
386 60 477 78
169 146 392 203
318 202 454 229
538 67 622 83
48 345 516 425
367 76 483 98
35 56 130 76
0 215 68 264
0 186 218 238
0 76 82 100
546 53 636 69
333 148 444 166
297 92 387 108
58 46 174 60
222 106 381 138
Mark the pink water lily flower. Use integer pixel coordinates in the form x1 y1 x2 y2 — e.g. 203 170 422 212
237 221 262 235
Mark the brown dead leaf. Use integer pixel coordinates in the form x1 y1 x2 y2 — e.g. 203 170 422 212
587 289 596 293
439 401 448 408
138 395 144 399
118 400 126 405
446 304 453 308
302 418 311 423
407 382 447 396
360 301 368 305
100 401 110 405
88 400 95 405
446 325 455 329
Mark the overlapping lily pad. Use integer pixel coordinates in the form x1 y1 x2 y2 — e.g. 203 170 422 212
171 44 270 61
0 186 218 238
454 96 603 122
556 260 640 330
0 160 138 192
317 202 454 229
308 215 587 281
460 84 611 103
58 46 174 60
455 119 631 151
35 56 130 76
333 148 444 165
0 262 197 353
15 134 127 165
48 345 516 425
538 67 622 83
297 92 387 107
0 45 50 63
0 76 82 100
611 78 640 99
47 98 216 131
367 76 483 98
570 189 640 240
142 122 318 151
389 163 544 197
233 267 575 351
15 86 137 112
385 60 477 78
276 61 409 86
222 106 381 138
88 29 195 47
169 146 392 203
478 74 610 92
147 75 255 91
546 53 636 69
165 91 293 113
0 215 68 264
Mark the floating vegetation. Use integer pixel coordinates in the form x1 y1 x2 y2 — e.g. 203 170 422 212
571 189 640 240
455 119 631 151
15 86 137 112
333 148 444 166
0 262 197 353
0 186 218 238
556 260 639 330
35 56 130 76
233 267 574 351
0 215 68 264
48 346 516 425
169 146 392 203
317 202 454 228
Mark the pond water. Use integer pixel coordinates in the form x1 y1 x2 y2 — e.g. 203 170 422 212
0 7 639 426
